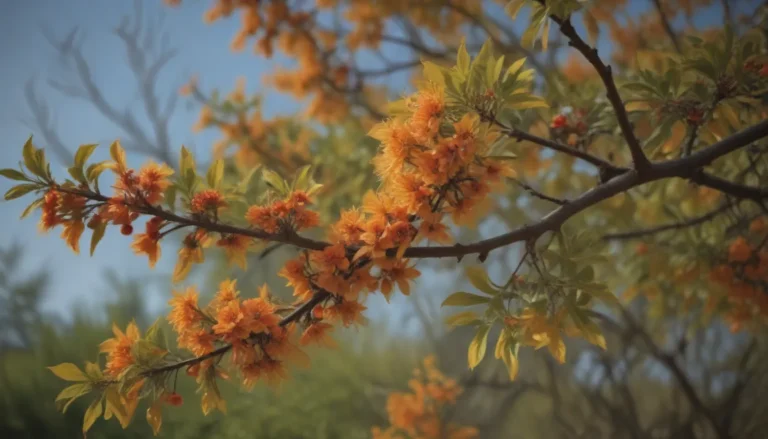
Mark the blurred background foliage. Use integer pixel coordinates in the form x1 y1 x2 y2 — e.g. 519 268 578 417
2 0 768 438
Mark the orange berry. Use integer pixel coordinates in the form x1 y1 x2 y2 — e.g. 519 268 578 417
120 224 134 235
760 65 768 77
635 243 648 255
728 237 752 263
312 306 324 320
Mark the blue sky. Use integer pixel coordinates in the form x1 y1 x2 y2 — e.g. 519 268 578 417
0 0 751 319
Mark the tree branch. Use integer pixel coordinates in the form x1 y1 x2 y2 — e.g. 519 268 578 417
602 201 736 240
54 119 768 262
651 0 681 52
549 13 651 172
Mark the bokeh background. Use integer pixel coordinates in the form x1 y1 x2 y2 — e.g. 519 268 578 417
1 0 767 438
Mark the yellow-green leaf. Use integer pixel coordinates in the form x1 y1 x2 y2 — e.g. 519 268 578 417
457 38 470 76
105 386 131 428
146 398 163 436
56 383 92 402
74 143 99 169
507 97 549 110
48 363 88 381
0 168 29 181
468 324 491 369
262 168 288 195
445 311 480 327
90 221 107 256
540 18 551 50
422 61 446 86
206 159 224 189
501 343 519 380
505 57 527 80
83 398 103 434
86 161 111 182
466 266 498 295
441 292 491 307
20 198 44 219
180 145 196 176
4 184 39 201
505 0 526 19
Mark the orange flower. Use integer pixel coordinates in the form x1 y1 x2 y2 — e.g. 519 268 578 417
216 234 251 269
137 162 174 204
324 299 367 327
168 286 202 334
245 205 280 233
180 328 217 356
173 231 207 282
311 243 350 272
331 208 366 244
212 300 248 341
379 259 421 300
213 279 240 311
300 322 337 348
419 213 452 244
190 189 227 214
241 297 279 334
410 88 444 143
293 207 320 230
388 173 434 215
131 217 164 268
39 190 61 232
60 219 85 254
279 258 313 300
99 321 141 377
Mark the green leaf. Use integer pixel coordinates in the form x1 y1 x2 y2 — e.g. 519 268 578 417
292 165 313 191
86 161 111 183
49 363 88 381
468 324 491 369
0 168 29 181
82 398 103 433
68 166 87 185
505 57 527 81
262 168 288 195
165 185 177 212
20 198 44 219
237 165 261 194
144 318 166 349
505 0 526 19
56 383 92 402
466 266 499 295
445 311 481 327
442 292 491 307
22 137 48 179
74 143 99 169
422 61 446 86
4 184 39 201
206 159 224 189
457 38 470 76
90 221 107 256
180 145 196 176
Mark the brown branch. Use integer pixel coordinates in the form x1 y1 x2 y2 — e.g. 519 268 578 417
619 308 730 439
139 291 330 379
690 171 768 202
510 177 569 205
548 12 651 173
54 119 768 262
602 201 736 240
651 0 681 53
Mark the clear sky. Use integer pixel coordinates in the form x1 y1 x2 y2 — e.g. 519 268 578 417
0 0 751 319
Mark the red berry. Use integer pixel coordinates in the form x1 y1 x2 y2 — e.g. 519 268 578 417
759 65 768 77
551 114 568 129
575 121 588 134
312 306 324 320
166 392 183 406
120 224 134 235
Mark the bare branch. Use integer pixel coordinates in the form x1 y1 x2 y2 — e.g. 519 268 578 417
548 12 651 172
602 201 736 241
